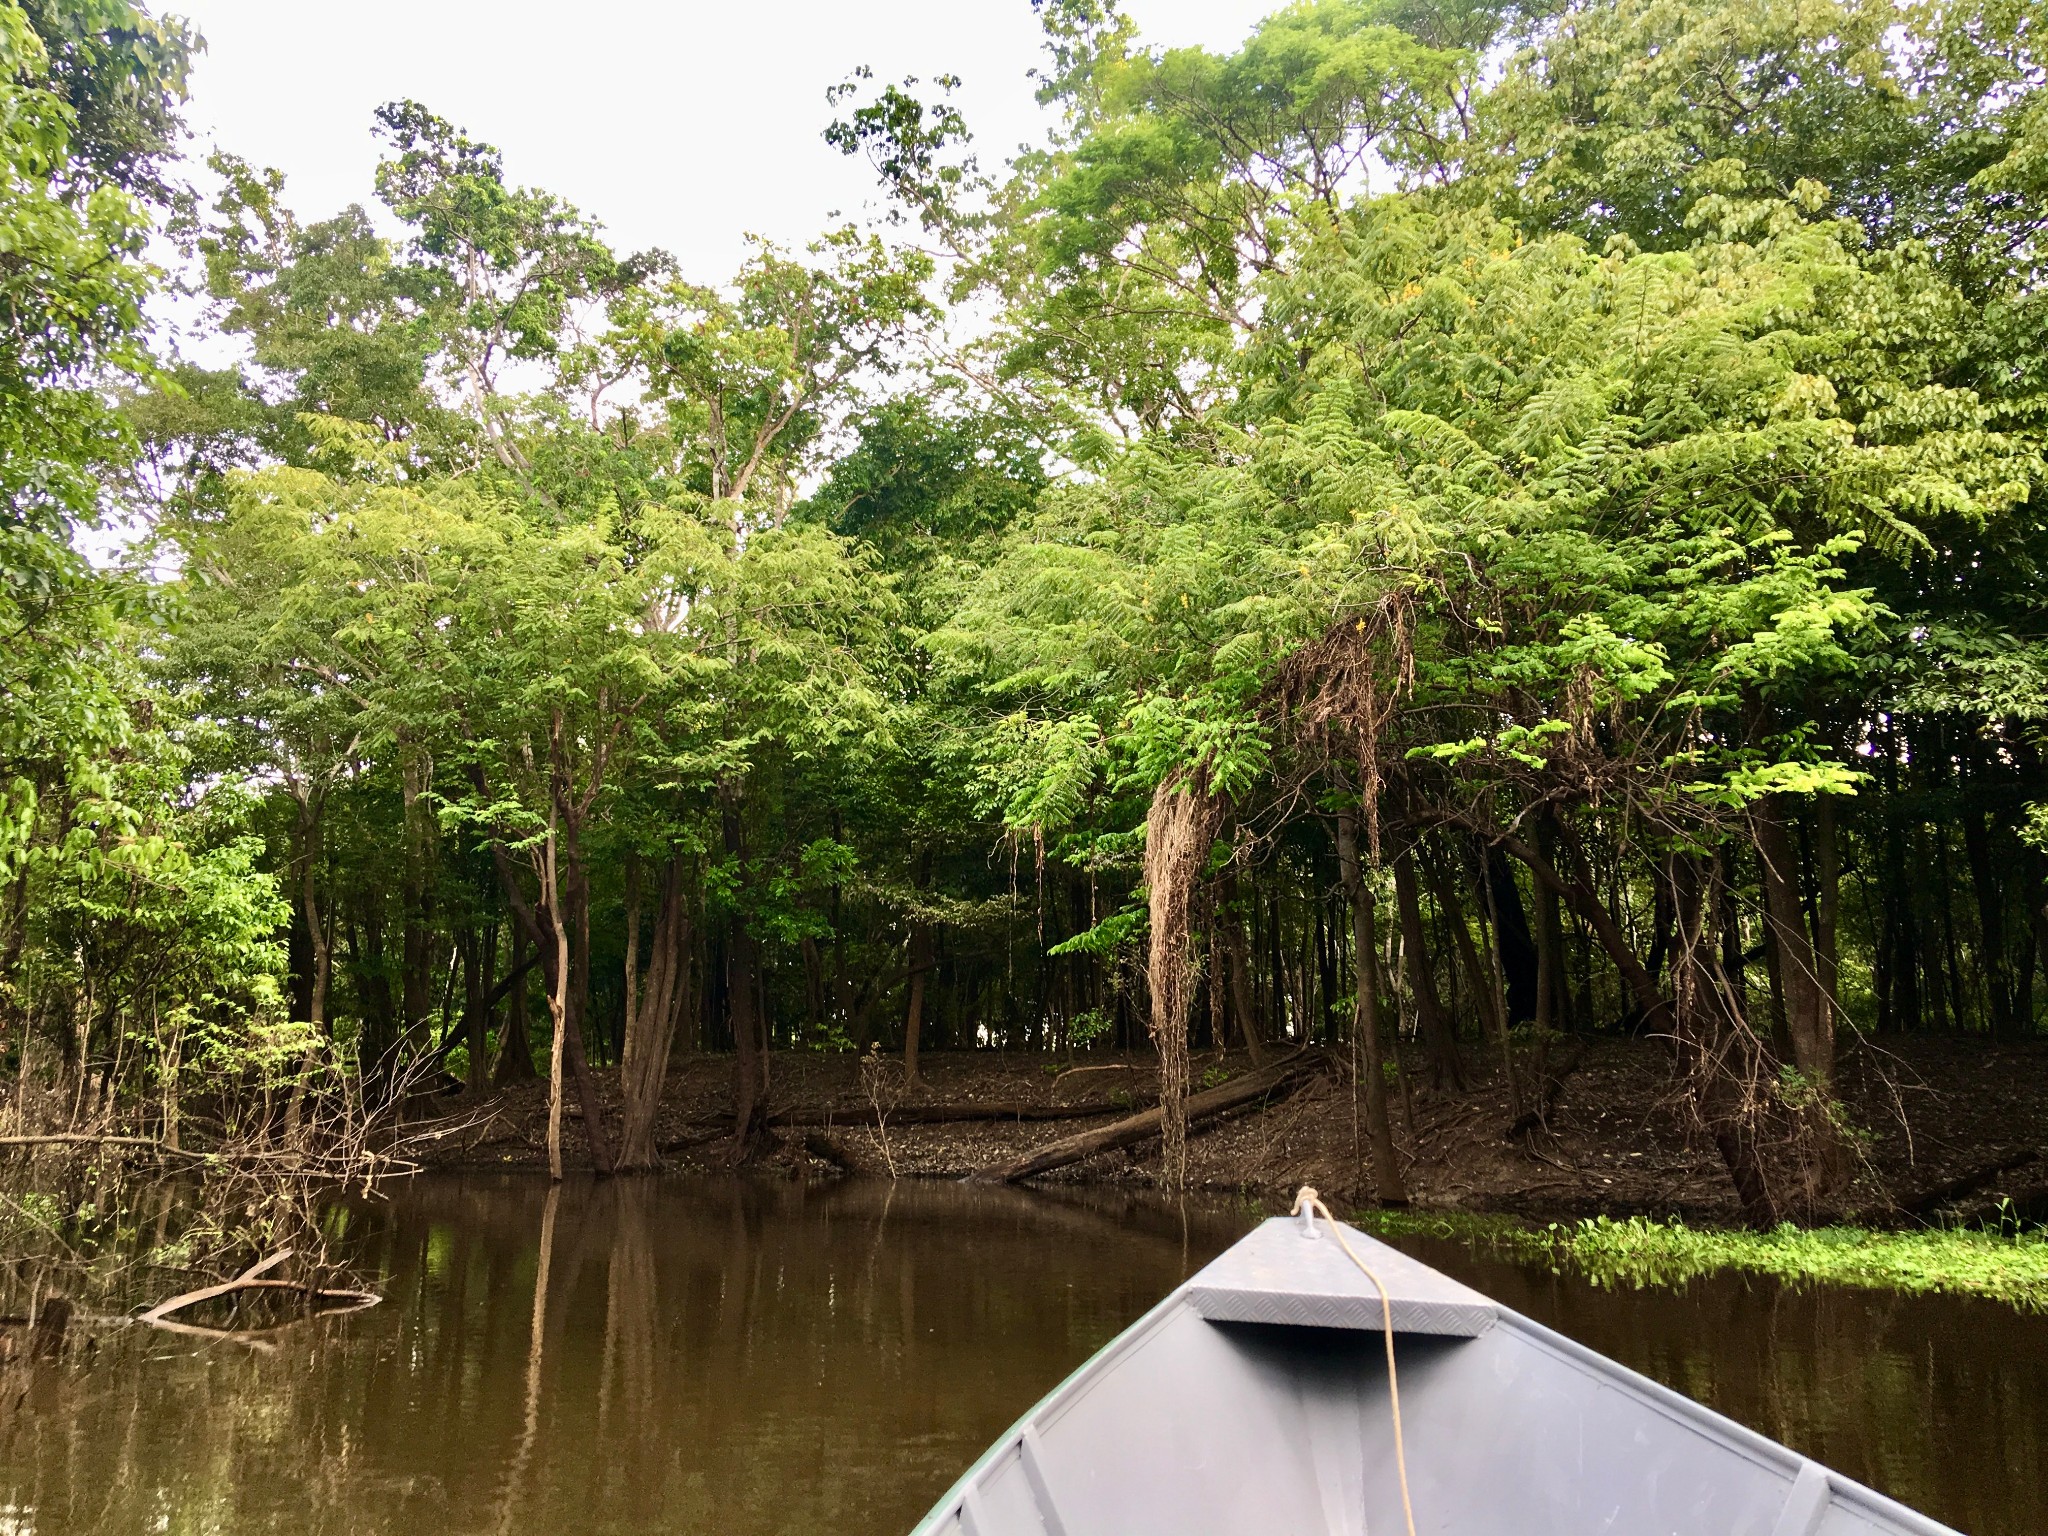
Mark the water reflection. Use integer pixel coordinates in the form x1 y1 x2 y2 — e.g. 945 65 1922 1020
0 1176 2038 1535
0 1177 1249 1536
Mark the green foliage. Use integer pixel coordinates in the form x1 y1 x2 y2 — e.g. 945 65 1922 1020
1355 1210 2048 1308
12 0 2048 1240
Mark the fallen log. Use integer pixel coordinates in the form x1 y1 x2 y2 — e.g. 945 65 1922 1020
775 1098 1152 1128
970 1051 1329 1185
1903 1149 2044 1217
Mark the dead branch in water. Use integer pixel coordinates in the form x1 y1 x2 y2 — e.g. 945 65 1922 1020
138 1248 381 1330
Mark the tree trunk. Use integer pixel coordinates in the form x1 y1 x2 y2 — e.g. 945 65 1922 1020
904 847 935 1084
1392 847 1465 1090
1756 799 1850 1194
1533 813 1571 1033
1754 801 1834 1087
618 856 693 1171
496 928 538 1084
1484 844 1539 1024
461 928 488 1096
1337 810 1406 1204
1961 805 2012 1036
1216 868 1268 1066
903 927 932 1086
722 787 769 1161
483 835 613 1170
399 749 435 1054
1425 849 1518 1111
542 828 570 1184
1668 851 1778 1226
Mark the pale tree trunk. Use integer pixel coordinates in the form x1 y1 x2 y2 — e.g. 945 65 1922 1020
1144 769 1224 1192
618 856 693 1171
1337 809 1406 1204
542 824 571 1184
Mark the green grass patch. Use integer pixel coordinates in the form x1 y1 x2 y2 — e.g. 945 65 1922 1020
1347 1208 2048 1310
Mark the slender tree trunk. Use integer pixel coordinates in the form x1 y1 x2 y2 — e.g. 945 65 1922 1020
1392 847 1465 1090
722 786 768 1161
903 927 932 1087
556 819 616 1170
1754 801 1834 1087
496 928 538 1084
542 828 570 1184
1217 868 1268 1066
460 929 486 1096
903 848 935 1085
1425 850 1518 1110
283 794 331 1140
1484 845 1539 1024
1337 810 1406 1204
1668 851 1778 1226
484 833 612 1169
1534 813 1570 1032
1961 805 2012 1037
400 748 435 1053
1459 815 1780 1220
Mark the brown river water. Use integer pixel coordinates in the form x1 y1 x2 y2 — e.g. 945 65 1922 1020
0 1174 2040 1535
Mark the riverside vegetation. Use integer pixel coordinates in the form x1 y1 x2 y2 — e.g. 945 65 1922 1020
2 0 2048 1307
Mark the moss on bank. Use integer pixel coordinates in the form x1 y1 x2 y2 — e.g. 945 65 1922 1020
1349 1208 2048 1310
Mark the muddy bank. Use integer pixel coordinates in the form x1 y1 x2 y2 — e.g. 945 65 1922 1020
411 1036 2048 1223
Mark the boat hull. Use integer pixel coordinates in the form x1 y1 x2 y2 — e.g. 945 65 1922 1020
910 1216 1959 1536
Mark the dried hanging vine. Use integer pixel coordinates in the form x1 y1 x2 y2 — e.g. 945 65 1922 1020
1144 766 1224 1190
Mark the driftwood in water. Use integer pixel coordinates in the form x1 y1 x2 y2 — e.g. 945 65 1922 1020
138 1249 381 1330
971 1051 1328 1184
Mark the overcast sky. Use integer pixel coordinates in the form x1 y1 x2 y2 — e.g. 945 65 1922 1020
175 1 1278 279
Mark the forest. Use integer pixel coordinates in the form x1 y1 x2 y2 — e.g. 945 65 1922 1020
3 0 2046 1235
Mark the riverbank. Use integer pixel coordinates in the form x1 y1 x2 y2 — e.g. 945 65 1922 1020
414 1034 2048 1229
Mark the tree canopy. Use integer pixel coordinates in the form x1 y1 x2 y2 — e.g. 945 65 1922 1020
5 0 2047 1219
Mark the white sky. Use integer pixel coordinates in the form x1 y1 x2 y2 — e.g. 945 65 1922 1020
176 0 1280 279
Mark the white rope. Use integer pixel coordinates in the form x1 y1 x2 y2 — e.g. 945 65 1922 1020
1292 1185 1418 1536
